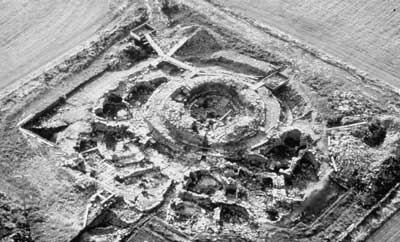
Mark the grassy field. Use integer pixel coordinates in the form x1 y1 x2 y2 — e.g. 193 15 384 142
214 0 400 89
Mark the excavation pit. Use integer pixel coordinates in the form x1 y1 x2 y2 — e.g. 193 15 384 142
125 77 168 107
220 204 250 224
186 82 242 124
146 75 281 154
19 62 331 240
95 93 131 121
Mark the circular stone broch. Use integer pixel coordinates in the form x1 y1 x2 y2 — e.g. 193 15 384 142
145 75 281 153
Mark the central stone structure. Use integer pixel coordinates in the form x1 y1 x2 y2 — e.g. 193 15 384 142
145 75 281 154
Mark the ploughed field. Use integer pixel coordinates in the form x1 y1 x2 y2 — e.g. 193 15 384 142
0 0 122 89
214 0 400 89
368 211 400 242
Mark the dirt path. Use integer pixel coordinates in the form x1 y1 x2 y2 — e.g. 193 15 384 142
0 0 119 90
214 0 400 89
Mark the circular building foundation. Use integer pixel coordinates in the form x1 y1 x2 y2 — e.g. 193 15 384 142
145 75 281 154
